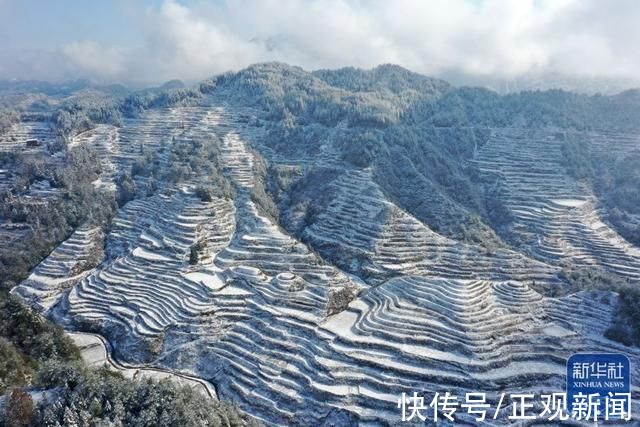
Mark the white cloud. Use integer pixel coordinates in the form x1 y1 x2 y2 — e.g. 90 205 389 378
13 0 640 85
62 40 127 77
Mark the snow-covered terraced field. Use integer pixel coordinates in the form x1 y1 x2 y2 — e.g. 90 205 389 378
0 121 55 152
69 106 227 190
0 168 10 193
219 132 255 188
0 222 30 246
14 225 103 311
205 276 640 424
304 168 561 286
588 129 640 157
69 124 120 189
215 193 360 316
472 128 640 280
14 103 640 425
65 190 236 344
0 122 63 242
316 278 636 419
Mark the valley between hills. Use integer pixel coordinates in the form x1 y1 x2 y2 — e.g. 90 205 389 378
3 63 640 424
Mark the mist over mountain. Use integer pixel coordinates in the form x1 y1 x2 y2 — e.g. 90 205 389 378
442 70 640 95
2 0 640 93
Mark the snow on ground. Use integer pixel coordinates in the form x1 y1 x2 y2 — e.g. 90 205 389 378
68 332 217 399
13 107 640 425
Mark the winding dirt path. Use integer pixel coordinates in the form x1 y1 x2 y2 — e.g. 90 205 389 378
68 331 218 400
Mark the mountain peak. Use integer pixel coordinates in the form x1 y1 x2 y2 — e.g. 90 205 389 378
312 63 450 96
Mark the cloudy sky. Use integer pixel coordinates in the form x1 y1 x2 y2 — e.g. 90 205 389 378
0 0 638 87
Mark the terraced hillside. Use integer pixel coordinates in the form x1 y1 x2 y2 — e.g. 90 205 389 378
14 225 103 311
301 168 561 286
471 128 640 280
0 120 64 245
0 121 56 153
11 65 640 425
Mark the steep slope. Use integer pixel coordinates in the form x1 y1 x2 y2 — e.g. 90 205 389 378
15 225 103 311
11 64 640 425
472 128 640 281
299 168 560 285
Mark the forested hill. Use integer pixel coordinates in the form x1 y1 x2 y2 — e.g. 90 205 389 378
212 62 640 130
206 63 640 250
3 61 639 289
2 62 640 425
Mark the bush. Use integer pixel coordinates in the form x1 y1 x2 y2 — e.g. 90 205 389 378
558 266 625 294
250 153 279 220
189 246 199 265
326 286 358 316
116 171 137 206
0 338 35 394
607 286 640 346
558 265 640 346
0 110 19 135
189 241 207 265
0 296 80 363
195 186 213 202
604 323 634 347
561 138 593 180
35 360 86 390
3 388 34 427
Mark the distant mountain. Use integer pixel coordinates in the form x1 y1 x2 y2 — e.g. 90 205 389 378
442 70 640 95
160 79 186 90
0 78 130 97
313 63 451 96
